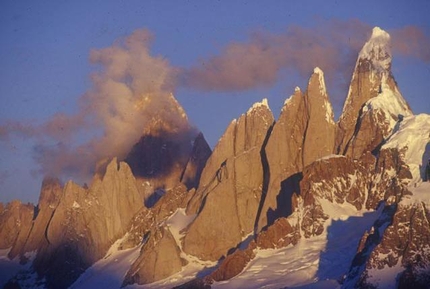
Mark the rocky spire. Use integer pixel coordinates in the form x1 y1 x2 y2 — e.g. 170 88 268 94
183 99 274 261
124 92 206 205
257 67 336 231
302 67 336 167
358 26 392 72
336 27 412 158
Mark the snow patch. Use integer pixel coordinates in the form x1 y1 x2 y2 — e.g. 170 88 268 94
70 234 141 289
383 114 430 184
247 98 270 114
359 27 391 71
165 208 196 251
363 76 411 120
74 202 384 289
310 67 334 124
72 201 81 209
312 67 327 97
371 27 389 39
361 74 412 139
400 182 430 207
323 99 335 125
316 154 345 162
283 94 294 109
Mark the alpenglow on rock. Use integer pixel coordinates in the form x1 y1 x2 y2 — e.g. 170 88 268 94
1 26 429 289
183 99 274 261
257 67 336 231
336 27 412 158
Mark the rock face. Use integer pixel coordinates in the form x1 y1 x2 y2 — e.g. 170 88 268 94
183 99 275 261
303 68 336 167
7 177 62 260
258 68 336 230
343 193 430 289
0 158 146 289
336 27 412 158
343 113 430 289
124 93 211 205
120 183 192 286
28 158 144 288
0 200 33 251
123 226 184 286
300 155 372 210
0 92 209 289
180 132 213 190
370 200 430 286
256 88 306 230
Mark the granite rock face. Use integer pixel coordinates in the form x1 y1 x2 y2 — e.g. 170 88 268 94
0 200 34 252
183 100 274 261
7 177 62 260
180 132 213 190
302 68 336 167
27 158 144 288
259 68 336 231
123 226 185 286
336 27 412 159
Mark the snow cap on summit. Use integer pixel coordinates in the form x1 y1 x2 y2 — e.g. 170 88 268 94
371 26 390 39
313 67 324 75
310 67 327 96
359 26 391 71
247 98 270 114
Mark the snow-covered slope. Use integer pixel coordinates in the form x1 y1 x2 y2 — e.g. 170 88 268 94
70 236 141 289
212 201 383 289
382 114 430 184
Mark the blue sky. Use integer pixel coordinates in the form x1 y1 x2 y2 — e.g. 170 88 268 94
1 0 429 203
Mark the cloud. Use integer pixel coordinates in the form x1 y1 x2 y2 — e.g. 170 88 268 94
0 121 37 141
390 25 430 62
181 19 371 92
80 29 184 162
1 29 188 183
181 19 430 96
2 22 429 184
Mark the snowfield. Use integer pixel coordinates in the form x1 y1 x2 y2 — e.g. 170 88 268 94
382 114 430 184
211 200 382 289
69 202 383 289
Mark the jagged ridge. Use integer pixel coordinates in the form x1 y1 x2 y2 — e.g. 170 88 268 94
1 27 429 289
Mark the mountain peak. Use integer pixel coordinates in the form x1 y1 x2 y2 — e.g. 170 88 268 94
247 98 270 114
313 66 324 75
359 26 391 71
370 26 389 39
309 66 327 97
